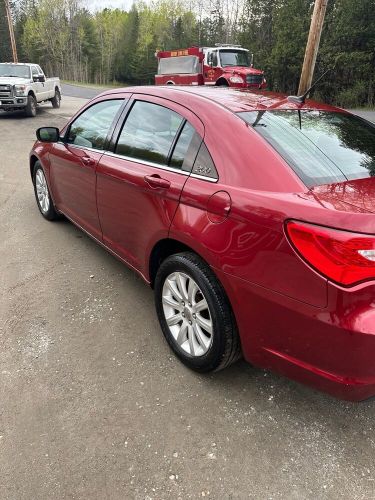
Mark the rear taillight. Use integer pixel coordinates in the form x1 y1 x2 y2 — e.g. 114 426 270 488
285 220 375 287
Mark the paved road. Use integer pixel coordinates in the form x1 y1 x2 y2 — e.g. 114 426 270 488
1 96 375 500
349 109 375 122
61 83 110 99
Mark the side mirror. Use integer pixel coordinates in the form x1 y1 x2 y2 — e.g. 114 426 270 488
36 127 60 143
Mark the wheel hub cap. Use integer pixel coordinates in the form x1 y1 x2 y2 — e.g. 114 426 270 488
162 272 213 357
35 169 50 214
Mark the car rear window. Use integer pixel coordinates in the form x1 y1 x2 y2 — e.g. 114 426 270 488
238 110 375 187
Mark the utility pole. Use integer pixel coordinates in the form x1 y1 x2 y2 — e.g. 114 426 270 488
298 0 328 95
4 0 18 63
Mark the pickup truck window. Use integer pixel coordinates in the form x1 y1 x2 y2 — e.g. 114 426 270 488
67 100 123 151
0 63 31 79
31 66 38 77
116 101 184 165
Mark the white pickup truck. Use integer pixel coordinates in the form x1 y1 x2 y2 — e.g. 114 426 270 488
0 63 61 117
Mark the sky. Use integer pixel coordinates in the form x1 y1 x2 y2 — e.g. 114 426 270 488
87 0 136 11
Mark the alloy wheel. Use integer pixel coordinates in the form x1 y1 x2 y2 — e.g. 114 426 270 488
162 272 213 357
35 169 50 214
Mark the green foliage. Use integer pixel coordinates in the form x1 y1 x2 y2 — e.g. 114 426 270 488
5 0 375 107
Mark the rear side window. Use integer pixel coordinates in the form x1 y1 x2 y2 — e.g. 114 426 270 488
238 110 375 187
170 121 201 171
116 101 183 165
67 100 123 150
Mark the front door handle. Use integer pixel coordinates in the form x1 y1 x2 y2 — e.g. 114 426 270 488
144 174 171 189
81 156 96 167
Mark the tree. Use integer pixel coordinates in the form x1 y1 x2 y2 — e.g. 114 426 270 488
8 0 374 107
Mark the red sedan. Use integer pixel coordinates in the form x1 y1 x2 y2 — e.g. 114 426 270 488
30 86 375 401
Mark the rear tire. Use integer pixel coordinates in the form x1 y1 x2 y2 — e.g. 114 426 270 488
25 95 37 117
51 89 61 109
155 252 241 372
216 79 229 87
33 162 59 220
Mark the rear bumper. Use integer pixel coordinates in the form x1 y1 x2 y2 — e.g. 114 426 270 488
215 268 375 401
0 96 27 109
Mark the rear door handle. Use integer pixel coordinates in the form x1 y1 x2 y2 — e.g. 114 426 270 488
81 156 96 166
144 174 171 189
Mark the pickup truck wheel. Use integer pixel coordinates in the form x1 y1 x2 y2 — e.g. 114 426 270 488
25 95 37 117
51 89 61 109
155 252 241 372
33 162 59 220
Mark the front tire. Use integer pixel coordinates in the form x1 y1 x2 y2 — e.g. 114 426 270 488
155 252 241 372
51 89 61 109
33 162 59 220
25 95 37 117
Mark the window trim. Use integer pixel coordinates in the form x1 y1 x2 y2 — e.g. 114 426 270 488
102 150 218 182
63 98 128 152
108 96 219 182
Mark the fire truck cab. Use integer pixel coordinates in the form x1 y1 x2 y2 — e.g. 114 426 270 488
155 45 266 89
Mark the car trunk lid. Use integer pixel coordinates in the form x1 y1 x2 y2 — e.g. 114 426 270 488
309 177 375 215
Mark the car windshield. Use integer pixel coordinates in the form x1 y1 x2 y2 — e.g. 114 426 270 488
219 50 250 67
238 110 375 187
0 64 31 78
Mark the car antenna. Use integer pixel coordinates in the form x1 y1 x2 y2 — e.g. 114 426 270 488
287 67 332 104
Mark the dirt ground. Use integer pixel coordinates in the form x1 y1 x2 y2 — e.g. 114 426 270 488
1 95 375 500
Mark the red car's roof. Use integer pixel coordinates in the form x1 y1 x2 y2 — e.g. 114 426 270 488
102 85 346 114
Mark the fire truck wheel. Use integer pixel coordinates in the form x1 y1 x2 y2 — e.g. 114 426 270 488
216 79 229 87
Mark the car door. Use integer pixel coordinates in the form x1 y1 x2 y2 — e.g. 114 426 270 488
96 95 204 276
49 98 125 239
36 66 49 99
31 66 43 100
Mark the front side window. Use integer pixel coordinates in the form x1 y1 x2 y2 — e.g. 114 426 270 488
207 51 218 67
67 100 123 150
219 50 250 67
31 66 39 77
238 110 375 187
116 101 184 165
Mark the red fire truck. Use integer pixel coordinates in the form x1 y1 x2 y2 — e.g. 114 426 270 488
155 45 266 88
